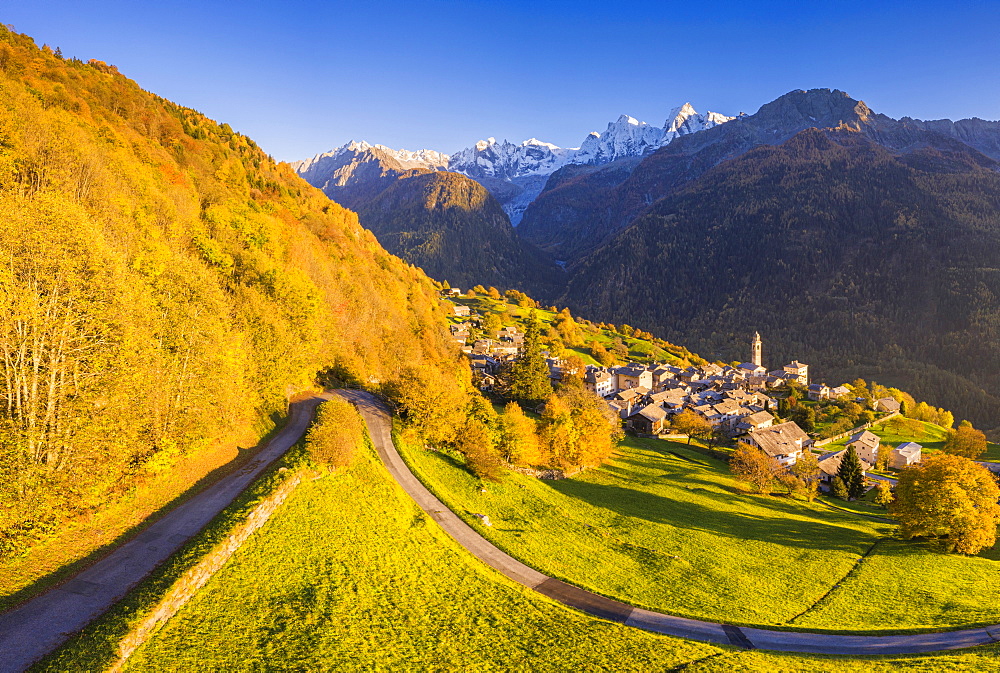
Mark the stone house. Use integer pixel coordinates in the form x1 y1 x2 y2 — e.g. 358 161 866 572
846 430 881 466
745 421 811 466
626 404 668 435
808 383 831 401
891 442 922 469
584 368 615 397
615 365 653 391
817 449 871 483
876 397 901 413
735 410 775 435
783 361 809 385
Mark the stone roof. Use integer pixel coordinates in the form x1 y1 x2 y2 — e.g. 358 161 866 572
876 397 901 412
630 403 668 423
818 449 872 477
847 430 880 452
748 421 810 458
744 410 774 426
585 370 612 384
894 442 922 458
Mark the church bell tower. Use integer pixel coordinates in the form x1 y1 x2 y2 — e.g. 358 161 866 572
752 332 762 368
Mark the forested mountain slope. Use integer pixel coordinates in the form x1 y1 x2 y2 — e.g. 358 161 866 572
521 89 1000 263
561 127 1000 432
295 144 562 293
0 27 465 561
352 171 563 291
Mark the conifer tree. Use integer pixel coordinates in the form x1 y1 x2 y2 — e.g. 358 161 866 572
507 310 552 404
838 446 866 500
830 476 849 500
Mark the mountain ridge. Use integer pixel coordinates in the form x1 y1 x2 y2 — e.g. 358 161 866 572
294 103 732 224
518 88 1000 261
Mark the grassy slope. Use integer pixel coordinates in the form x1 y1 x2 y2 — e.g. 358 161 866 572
824 418 1000 462
0 412 285 612
398 432 1000 632
48 431 1000 671
448 295 698 366
106 444 721 671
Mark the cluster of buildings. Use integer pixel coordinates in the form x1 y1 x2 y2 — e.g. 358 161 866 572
448 304 924 485
575 333 921 484
579 334 797 440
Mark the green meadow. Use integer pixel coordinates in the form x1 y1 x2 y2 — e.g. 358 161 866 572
398 431 1000 632
38 431 1000 671
824 417 1000 462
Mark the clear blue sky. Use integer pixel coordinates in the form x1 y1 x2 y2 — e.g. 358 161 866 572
4 0 999 161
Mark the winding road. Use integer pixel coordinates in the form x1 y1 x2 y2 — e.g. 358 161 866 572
0 393 335 673
1 389 998 671
337 390 1000 657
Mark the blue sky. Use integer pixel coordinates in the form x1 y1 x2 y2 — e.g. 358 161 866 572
4 0 999 161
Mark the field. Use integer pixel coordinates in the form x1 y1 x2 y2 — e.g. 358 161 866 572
398 431 1000 632
37 430 1000 671
823 417 1000 462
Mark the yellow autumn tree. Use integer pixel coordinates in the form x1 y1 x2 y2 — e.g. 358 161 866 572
496 402 541 466
891 454 1000 554
305 399 366 470
539 386 621 470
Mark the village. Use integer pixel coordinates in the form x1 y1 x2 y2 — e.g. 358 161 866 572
446 294 920 490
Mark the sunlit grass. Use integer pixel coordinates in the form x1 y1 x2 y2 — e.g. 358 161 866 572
39 430 1000 671
399 431 1000 632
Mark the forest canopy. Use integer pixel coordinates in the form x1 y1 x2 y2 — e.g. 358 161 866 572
0 26 467 560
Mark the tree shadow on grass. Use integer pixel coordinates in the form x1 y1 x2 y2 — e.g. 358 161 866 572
540 466 883 555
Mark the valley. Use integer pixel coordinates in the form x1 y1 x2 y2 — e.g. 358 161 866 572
296 89 1000 436
3 13 1000 673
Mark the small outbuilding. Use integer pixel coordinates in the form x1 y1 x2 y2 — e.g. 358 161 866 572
891 442 922 469
626 403 668 435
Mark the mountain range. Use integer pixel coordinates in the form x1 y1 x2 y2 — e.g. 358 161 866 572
293 103 732 226
296 88 1000 434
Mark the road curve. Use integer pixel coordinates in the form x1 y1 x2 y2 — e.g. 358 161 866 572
0 393 335 673
338 389 1000 656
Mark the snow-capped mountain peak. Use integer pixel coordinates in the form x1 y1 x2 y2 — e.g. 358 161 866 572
660 104 735 146
292 140 449 177
575 113 665 164
295 102 734 225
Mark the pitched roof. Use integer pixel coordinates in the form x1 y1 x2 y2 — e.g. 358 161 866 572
876 397 901 411
894 442 922 457
744 410 774 426
630 403 668 423
847 430 880 451
818 449 872 477
748 421 810 458
584 370 612 384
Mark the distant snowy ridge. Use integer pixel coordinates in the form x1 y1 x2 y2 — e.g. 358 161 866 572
292 140 450 176
296 103 733 180
294 103 733 224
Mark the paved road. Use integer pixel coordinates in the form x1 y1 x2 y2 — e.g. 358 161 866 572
977 461 1000 475
0 393 334 673
338 390 1000 656
867 472 898 486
